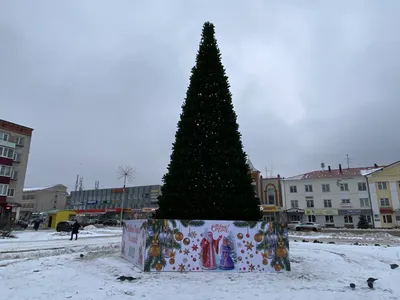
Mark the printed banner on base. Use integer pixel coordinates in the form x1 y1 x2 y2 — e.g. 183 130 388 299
121 219 290 273
121 219 146 270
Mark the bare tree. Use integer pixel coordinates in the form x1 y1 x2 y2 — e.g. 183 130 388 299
117 165 135 223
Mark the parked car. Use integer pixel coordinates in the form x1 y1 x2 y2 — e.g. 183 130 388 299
103 219 119 226
295 222 322 232
287 221 301 230
56 221 74 232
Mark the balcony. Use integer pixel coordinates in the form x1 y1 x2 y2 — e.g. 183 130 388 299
10 171 18 181
0 139 16 149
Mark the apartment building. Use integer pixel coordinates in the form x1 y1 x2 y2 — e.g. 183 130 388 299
365 161 400 228
67 184 161 214
0 119 33 219
282 164 379 228
20 184 68 218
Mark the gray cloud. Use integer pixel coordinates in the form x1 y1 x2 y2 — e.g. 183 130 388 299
1 1 399 190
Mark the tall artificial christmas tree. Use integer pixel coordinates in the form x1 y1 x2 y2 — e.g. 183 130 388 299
156 21 261 221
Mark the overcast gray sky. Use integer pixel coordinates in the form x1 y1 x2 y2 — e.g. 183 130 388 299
1 1 399 191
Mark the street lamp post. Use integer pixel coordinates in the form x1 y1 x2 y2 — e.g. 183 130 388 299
117 165 134 224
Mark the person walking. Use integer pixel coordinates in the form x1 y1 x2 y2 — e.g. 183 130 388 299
70 220 80 240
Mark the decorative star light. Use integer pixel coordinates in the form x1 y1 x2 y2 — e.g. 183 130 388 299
183 249 190 255
169 251 176 258
249 264 255 271
191 244 199 252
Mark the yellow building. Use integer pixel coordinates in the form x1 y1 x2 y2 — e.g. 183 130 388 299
366 161 400 228
46 210 76 229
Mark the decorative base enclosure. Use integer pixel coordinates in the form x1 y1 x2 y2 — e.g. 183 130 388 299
121 219 290 273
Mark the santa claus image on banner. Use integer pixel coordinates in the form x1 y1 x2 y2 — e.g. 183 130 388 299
200 230 222 270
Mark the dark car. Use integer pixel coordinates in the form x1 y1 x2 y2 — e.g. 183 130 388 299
56 221 74 232
103 219 119 226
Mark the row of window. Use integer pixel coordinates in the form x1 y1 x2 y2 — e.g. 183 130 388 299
0 184 15 197
292 214 372 224
289 181 396 194
0 131 25 146
290 197 371 208
0 146 22 162
0 165 18 180
293 214 393 224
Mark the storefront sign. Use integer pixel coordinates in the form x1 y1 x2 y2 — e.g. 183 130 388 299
101 200 112 204
337 209 372 215
261 206 278 212
380 208 393 214
286 208 305 214
112 188 124 193
305 209 338 216
87 200 98 205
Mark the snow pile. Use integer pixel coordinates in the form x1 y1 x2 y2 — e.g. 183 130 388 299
83 225 98 231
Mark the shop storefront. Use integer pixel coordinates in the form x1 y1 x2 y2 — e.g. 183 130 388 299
261 206 280 222
337 209 373 228
285 208 305 223
305 209 338 227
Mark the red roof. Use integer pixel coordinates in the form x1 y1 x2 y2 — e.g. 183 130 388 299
288 166 384 180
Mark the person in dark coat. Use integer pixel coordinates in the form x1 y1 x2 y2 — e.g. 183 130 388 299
70 220 80 240
33 219 40 231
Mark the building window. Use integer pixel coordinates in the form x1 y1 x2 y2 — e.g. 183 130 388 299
291 200 298 208
0 165 12 177
266 187 275 205
15 137 24 146
340 183 349 191
325 215 334 223
382 215 393 224
308 215 316 222
366 215 372 223
380 198 390 207
377 181 388 190
397 181 400 189
291 215 301 222
289 186 297 193
359 198 369 207
321 184 330 192
358 182 367 191
0 132 9 142
341 199 351 204
0 146 14 159
0 184 7 196
306 198 314 208
324 199 332 208
305 185 313 192
13 152 21 162
344 215 353 223
7 188 14 197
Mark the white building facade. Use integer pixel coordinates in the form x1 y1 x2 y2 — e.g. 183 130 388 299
282 165 377 228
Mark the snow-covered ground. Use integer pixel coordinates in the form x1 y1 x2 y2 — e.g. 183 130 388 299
289 231 400 246
0 231 399 300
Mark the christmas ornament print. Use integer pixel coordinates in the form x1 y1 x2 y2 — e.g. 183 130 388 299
237 233 243 240
274 263 281 272
183 238 191 245
155 263 163 271
175 232 183 241
262 259 268 265
276 240 287 258
254 233 263 243
149 241 160 257
169 258 175 264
